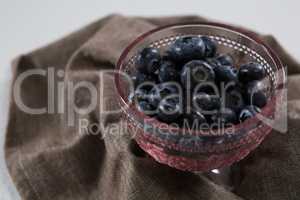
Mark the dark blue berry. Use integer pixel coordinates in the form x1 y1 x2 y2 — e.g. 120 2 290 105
193 83 219 95
158 61 179 82
137 100 156 116
205 57 220 69
133 71 157 89
238 62 266 83
166 36 206 63
149 83 180 107
251 92 267 108
183 110 207 128
205 55 233 70
239 105 261 122
225 88 245 113
245 81 267 108
181 60 215 88
193 92 221 114
211 108 238 125
201 36 217 57
136 47 161 74
214 65 238 85
160 54 182 70
134 88 149 101
157 97 182 123
129 88 156 116
216 54 234 66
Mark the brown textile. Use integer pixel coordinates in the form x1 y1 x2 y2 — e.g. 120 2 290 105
4 14 300 200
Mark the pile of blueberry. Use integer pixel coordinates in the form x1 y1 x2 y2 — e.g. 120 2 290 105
130 36 268 128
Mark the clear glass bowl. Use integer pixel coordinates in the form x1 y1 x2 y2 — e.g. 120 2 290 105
115 23 286 172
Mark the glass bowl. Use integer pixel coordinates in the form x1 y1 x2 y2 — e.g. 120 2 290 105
114 23 286 172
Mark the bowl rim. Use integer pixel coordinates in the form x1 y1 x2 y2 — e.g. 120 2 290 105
115 22 286 137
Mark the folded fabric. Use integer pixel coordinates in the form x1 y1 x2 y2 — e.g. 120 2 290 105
5 14 300 200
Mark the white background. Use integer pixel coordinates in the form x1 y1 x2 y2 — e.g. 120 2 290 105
0 1 299 199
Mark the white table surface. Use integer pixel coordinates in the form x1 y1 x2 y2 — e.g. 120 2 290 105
1 1 300 199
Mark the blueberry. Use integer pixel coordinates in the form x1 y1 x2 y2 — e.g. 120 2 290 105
134 88 149 101
133 71 157 89
136 47 161 74
160 54 182 69
181 60 215 88
149 83 180 107
166 36 206 63
205 57 220 69
205 55 233 69
194 83 219 95
165 45 185 64
183 110 207 128
239 105 261 122
137 100 156 116
225 88 245 112
211 108 238 125
193 92 221 114
216 54 234 66
244 81 267 108
130 88 156 113
157 97 182 123
214 65 238 85
238 62 266 83
251 92 267 108
201 36 217 57
158 61 180 82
